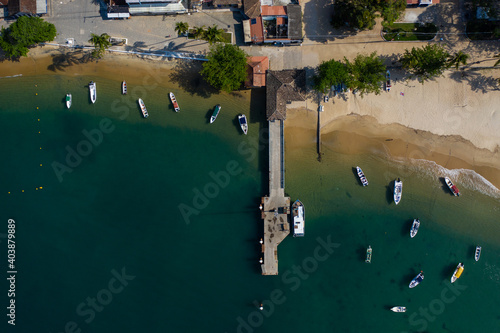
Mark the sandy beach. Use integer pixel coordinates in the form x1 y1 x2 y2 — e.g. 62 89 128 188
1 46 499 192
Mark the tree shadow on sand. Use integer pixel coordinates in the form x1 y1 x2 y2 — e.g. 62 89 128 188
169 60 218 98
47 50 92 72
448 69 499 94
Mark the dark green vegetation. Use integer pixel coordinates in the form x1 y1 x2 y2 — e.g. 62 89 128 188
345 52 387 95
88 33 112 59
399 45 471 82
382 23 438 41
175 21 189 36
314 60 351 93
0 16 56 59
189 25 228 44
332 0 406 30
201 44 248 93
314 52 386 96
466 20 500 40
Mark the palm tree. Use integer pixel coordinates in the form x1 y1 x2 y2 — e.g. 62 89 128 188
447 51 470 70
204 25 225 45
174 22 189 37
88 33 111 59
193 26 205 40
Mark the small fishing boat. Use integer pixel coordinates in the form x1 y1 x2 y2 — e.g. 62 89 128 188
391 306 406 313
451 263 464 283
324 94 329 102
138 98 149 118
122 81 127 95
89 81 97 103
169 92 180 112
394 178 403 205
65 93 72 109
386 70 391 92
292 200 305 237
444 177 460 196
318 105 324 112
365 246 372 263
210 104 221 123
356 166 369 186
410 219 420 238
238 114 248 135
475 246 482 261
409 271 424 288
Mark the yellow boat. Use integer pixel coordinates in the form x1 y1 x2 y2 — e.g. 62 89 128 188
451 263 464 283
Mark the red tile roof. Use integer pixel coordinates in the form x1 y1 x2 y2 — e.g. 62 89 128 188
261 5 286 16
246 56 269 87
249 16 264 43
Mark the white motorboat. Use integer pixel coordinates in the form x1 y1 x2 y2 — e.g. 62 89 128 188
122 81 127 95
356 166 368 186
169 92 180 112
138 98 149 118
210 104 221 123
394 178 402 205
409 271 424 288
89 81 96 103
444 177 460 196
410 219 420 238
475 246 481 261
238 114 248 135
66 94 72 109
292 200 305 237
391 306 406 313
365 245 372 263
451 263 464 283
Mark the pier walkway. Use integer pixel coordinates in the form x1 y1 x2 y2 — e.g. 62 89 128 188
261 120 290 275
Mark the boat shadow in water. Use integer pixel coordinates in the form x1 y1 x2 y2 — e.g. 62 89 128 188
385 181 395 204
357 246 368 263
232 116 243 134
468 245 477 260
205 108 214 123
401 270 419 289
401 219 413 237
442 263 457 280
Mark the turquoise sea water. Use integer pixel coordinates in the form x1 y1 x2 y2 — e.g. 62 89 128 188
1 74 500 333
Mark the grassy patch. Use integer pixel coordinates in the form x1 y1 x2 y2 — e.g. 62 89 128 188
466 20 500 40
382 23 438 41
187 30 232 44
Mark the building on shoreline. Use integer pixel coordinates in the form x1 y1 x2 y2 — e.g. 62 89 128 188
245 56 269 88
107 0 188 18
6 0 47 18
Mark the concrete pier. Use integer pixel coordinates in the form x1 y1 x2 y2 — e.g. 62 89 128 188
261 120 290 275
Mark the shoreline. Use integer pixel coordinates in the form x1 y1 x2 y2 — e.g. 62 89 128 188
2 47 500 192
286 110 500 194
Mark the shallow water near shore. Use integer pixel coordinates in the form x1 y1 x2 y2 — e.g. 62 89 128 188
1 74 500 333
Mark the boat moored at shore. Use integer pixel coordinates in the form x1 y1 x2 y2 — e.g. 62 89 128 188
451 263 464 283
210 104 221 123
391 306 406 313
292 200 305 237
394 178 403 205
138 98 149 118
409 271 424 288
169 92 180 112
386 70 391 92
475 246 482 261
445 177 460 196
410 219 420 238
356 166 369 186
122 81 127 95
89 81 97 103
66 94 72 109
238 114 248 135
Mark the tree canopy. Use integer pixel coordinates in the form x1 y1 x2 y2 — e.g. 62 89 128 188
88 33 112 59
313 59 351 93
0 16 56 59
345 52 386 95
332 0 406 30
400 44 451 82
201 44 248 93
447 51 469 70
175 22 189 36
314 53 386 96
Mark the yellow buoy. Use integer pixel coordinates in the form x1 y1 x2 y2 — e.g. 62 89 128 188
40 164 42 166
37 107 39 109
38 119 40 121
36 93 38 95
8 192 10 194
22 190 24 192
40 187 43 189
